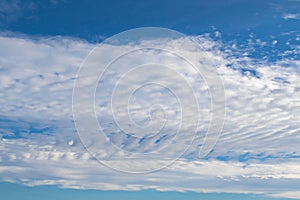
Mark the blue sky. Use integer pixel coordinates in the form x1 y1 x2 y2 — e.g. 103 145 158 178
0 0 300 200
0 182 294 200
1 0 299 41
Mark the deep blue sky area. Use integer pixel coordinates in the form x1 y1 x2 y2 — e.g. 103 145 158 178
1 0 299 42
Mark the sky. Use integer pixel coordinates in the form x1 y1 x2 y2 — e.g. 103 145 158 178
0 0 300 200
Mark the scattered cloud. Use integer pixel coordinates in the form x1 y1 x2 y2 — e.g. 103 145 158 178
0 33 300 199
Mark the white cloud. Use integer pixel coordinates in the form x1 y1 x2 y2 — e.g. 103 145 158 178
283 13 300 20
0 33 300 199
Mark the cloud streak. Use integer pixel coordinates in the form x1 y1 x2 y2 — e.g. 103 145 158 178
283 13 300 20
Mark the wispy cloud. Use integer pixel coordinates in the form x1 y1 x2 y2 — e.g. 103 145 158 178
283 13 300 20
0 0 66 25
0 0 22 23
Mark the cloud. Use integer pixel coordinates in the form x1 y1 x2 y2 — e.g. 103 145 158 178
283 13 300 20
0 33 300 199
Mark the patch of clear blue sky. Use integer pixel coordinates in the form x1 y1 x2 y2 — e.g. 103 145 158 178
1 0 299 42
1 0 299 62
0 182 296 200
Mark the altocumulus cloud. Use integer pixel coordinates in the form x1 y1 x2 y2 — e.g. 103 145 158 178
0 32 300 199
